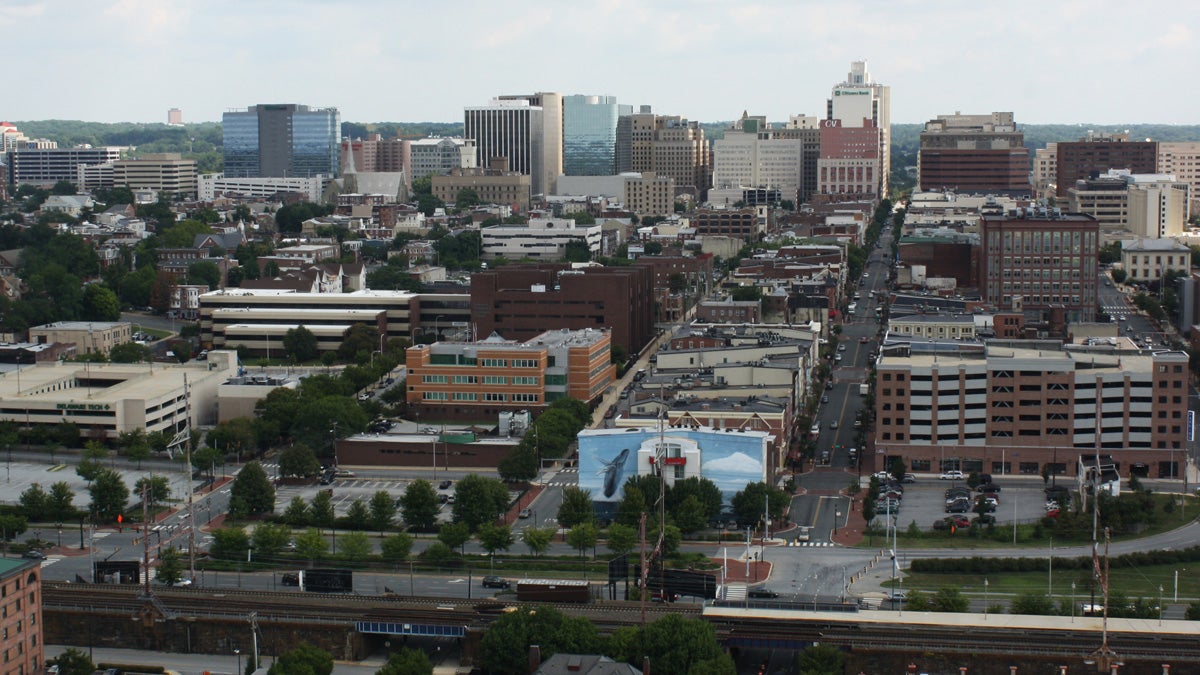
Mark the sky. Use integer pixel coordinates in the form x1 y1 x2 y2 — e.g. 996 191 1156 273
5 0 1200 126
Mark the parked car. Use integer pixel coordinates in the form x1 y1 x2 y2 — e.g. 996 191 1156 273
747 588 779 599
482 576 511 589
281 573 300 587
933 515 970 531
518 508 532 519
830 420 839 429
825 381 834 390
945 487 972 499
945 499 971 514
873 471 892 481
976 483 1001 493
821 395 829 403
901 473 917 483
974 514 997 526
837 344 847 352
438 480 453 490
22 550 45 560
939 470 965 480
650 590 679 603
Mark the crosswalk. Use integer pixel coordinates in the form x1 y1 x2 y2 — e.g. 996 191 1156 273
543 467 578 487
789 541 834 547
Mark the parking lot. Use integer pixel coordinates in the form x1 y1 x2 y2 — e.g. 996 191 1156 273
0 459 197 514
273 474 522 526
869 475 1066 531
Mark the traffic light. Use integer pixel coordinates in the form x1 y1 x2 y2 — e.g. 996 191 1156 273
117 514 123 524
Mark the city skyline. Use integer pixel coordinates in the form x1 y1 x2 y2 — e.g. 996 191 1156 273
4 0 1198 126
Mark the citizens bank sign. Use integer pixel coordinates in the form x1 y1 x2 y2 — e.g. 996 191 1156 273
834 89 870 96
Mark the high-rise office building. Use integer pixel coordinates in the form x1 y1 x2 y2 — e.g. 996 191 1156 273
918 112 1031 194
222 104 341 178
167 108 183 126
616 110 711 200
562 95 631 176
712 112 808 204
465 99 545 196
828 61 890 197
816 120 881 201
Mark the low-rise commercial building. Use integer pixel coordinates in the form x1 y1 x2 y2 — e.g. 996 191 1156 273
1121 238 1191 283
480 217 602 260
29 321 132 356
405 328 615 421
112 153 198 199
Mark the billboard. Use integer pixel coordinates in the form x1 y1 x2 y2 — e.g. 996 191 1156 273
577 427 770 503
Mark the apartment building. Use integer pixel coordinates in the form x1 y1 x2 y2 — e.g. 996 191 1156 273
874 343 1188 478
408 137 476 180
405 328 615 421
1033 143 1057 195
980 211 1100 323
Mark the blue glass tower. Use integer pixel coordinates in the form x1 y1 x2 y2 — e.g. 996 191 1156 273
222 104 341 178
562 95 631 176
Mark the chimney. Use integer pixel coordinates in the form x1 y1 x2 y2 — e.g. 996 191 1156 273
642 656 650 675
529 645 541 673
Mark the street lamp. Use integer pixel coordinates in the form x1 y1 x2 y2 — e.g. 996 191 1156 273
984 578 989 619
234 648 241 674
1175 568 1184 602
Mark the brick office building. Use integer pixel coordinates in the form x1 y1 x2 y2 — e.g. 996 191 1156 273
470 265 655 355
0 558 44 673
980 212 1100 323
918 112 1030 194
1055 133 1157 197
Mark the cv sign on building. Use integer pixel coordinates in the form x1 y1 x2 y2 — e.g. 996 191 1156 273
577 426 771 503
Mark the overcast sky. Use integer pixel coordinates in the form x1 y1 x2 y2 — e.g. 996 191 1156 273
6 0 1199 126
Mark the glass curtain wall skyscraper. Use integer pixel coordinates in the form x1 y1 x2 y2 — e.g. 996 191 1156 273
222 104 341 178
563 95 631 176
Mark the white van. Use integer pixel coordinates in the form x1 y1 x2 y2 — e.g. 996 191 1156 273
810 421 821 435
847 303 858 314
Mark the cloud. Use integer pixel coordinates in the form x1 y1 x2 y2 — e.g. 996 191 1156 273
0 2 45 26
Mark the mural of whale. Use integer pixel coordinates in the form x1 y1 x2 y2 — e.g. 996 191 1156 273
599 447 630 498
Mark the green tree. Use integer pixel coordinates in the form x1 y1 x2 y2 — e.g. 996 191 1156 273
0 514 27 541
134 475 170 507
186 259 222 289
455 188 481 210
521 526 553 557
668 477 723 523
369 490 397 533
497 443 538 481
608 614 732 675
375 647 433 675
615 485 648 528
251 522 292 559
451 474 510 531
283 496 310 526
556 486 595 528
122 429 152 468
210 526 250 560
19 483 49 520
731 482 788 528
605 523 637 556
156 546 185 585
279 444 321 478
479 606 600 674
796 643 845 675
437 521 471 555
564 239 591 263
230 461 274 516
1010 591 1059 616
81 283 120 321
673 495 708 534
89 469 129 522
648 524 682 557
283 325 321 362
477 522 514 562
380 533 414 563
400 479 439 532
48 481 75 521
566 522 599 559
930 586 970 613
418 541 457 565
207 417 259 460
336 531 372 559
109 341 153 363
268 643 334 675
294 527 328 563
49 648 95 675
310 491 335 529
344 499 370 530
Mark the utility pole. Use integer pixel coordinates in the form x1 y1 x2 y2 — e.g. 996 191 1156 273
141 482 151 595
183 373 196 582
